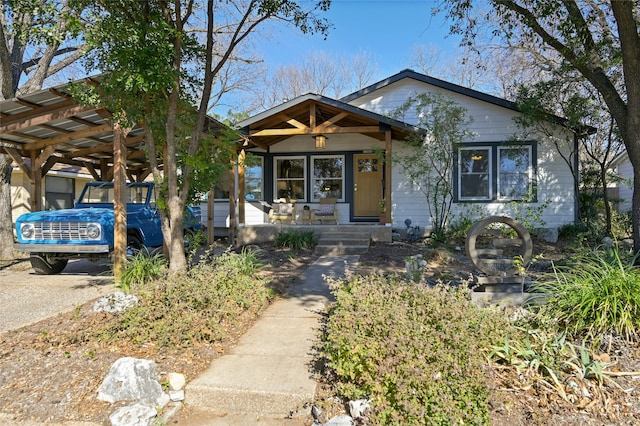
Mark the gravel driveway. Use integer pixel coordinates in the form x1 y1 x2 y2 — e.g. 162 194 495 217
0 259 115 334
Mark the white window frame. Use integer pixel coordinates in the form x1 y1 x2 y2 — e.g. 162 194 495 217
311 155 345 202
497 146 532 201
458 147 492 201
274 156 307 201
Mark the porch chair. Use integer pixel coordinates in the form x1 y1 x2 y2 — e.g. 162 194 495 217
268 198 297 224
311 197 338 224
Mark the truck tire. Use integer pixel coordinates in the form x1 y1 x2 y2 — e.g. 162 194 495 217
30 255 68 275
127 235 143 255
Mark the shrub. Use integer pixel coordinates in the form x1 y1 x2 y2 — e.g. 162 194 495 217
117 248 167 293
320 273 508 424
531 247 640 343
97 249 272 347
275 229 317 250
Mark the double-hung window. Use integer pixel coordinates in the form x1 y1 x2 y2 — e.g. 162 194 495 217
498 146 532 200
457 143 534 202
275 157 306 200
312 155 344 201
245 158 264 200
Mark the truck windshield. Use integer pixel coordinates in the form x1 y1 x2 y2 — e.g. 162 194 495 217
79 185 150 204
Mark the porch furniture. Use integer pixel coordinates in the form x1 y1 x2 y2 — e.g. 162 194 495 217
269 198 297 224
299 205 312 225
311 198 338 224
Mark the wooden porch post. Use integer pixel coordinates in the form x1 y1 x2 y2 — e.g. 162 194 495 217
238 150 246 225
30 150 42 211
228 158 237 246
384 130 392 223
113 123 128 280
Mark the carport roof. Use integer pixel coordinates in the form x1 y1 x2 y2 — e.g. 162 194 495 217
0 77 225 179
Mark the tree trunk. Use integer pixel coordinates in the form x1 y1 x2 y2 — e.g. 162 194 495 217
0 154 14 261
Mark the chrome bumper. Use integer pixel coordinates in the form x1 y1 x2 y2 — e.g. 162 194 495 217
14 244 111 254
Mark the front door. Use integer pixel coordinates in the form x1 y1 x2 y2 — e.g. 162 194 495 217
353 154 383 218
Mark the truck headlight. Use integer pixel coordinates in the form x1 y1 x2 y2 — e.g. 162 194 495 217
86 223 101 239
21 223 35 239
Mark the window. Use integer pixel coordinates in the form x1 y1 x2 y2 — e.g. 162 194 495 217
312 156 344 201
456 143 535 202
498 146 531 200
459 148 491 200
245 158 263 200
275 157 306 200
45 176 75 209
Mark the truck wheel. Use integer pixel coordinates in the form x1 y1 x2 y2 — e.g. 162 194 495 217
30 255 68 275
127 235 143 255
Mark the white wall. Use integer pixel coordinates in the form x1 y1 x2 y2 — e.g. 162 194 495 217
352 77 577 231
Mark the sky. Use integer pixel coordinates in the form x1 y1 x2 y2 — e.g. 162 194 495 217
254 0 461 82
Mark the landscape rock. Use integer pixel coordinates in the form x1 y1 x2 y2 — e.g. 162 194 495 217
324 414 356 425
109 403 157 426
93 291 139 313
97 357 169 407
348 398 371 419
169 389 185 401
167 372 186 390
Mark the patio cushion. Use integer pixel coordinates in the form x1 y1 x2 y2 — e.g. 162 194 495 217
279 203 293 214
316 203 334 216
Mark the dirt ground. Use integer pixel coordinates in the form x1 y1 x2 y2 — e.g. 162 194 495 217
0 239 639 425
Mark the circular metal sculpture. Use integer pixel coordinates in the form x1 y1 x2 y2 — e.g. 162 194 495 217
465 216 533 277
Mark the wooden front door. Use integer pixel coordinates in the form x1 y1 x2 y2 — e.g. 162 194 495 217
354 154 383 217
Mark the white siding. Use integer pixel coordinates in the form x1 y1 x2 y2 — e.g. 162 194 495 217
358 77 577 231
616 157 633 212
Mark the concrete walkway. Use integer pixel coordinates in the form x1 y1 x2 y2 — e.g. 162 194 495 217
175 255 360 425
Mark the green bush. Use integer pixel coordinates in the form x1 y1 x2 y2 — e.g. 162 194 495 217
117 248 167 293
97 249 272 347
531 247 640 343
320 273 508 425
275 229 317 250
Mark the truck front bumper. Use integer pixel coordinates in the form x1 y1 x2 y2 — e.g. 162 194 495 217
14 244 111 254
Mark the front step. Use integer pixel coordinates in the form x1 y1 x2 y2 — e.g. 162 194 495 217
315 230 370 255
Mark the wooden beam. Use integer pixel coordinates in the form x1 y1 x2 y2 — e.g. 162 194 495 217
0 102 96 132
83 162 101 181
384 130 392 224
238 150 246 225
320 111 348 127
24 123 112 151
4 148 32 181
310 103 316 129
250 125 380 137
35 145 56 169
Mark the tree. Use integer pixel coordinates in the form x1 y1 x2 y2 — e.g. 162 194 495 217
247 50 377 113
0 0 89 260
437 0 640 252
391 92 474 241
83 0 330 273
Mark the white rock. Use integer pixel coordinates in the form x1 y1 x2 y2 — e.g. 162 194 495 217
94 292 139 313
348 398 371 419
109 403 156 426
169 389 185 402
324 414 355 426
97 357 167 407
167 372 186 390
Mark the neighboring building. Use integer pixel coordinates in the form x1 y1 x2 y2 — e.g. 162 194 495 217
220 69 579 234
610 152 633 212
11 162 93 224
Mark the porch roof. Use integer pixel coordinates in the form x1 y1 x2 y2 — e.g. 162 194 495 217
237 93 420 149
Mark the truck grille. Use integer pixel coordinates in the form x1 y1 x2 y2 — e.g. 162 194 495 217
33 222 94 241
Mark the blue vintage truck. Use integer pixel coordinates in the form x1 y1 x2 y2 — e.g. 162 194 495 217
15 181 201 274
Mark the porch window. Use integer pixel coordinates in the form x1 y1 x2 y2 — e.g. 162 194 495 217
498 146 531 200
312 155 344 201
459 148 491 200
45 176 75 209
275 157 306 200
245 158 263 200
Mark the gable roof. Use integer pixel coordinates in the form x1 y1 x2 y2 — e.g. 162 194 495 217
340 68 519 111
237 93 419 149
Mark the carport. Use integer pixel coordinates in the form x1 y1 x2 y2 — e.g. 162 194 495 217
0 77 226 276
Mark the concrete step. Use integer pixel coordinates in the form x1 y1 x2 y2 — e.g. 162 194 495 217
314 230 371 255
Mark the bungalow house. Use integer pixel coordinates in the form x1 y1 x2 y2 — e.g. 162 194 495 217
215 69 578 241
